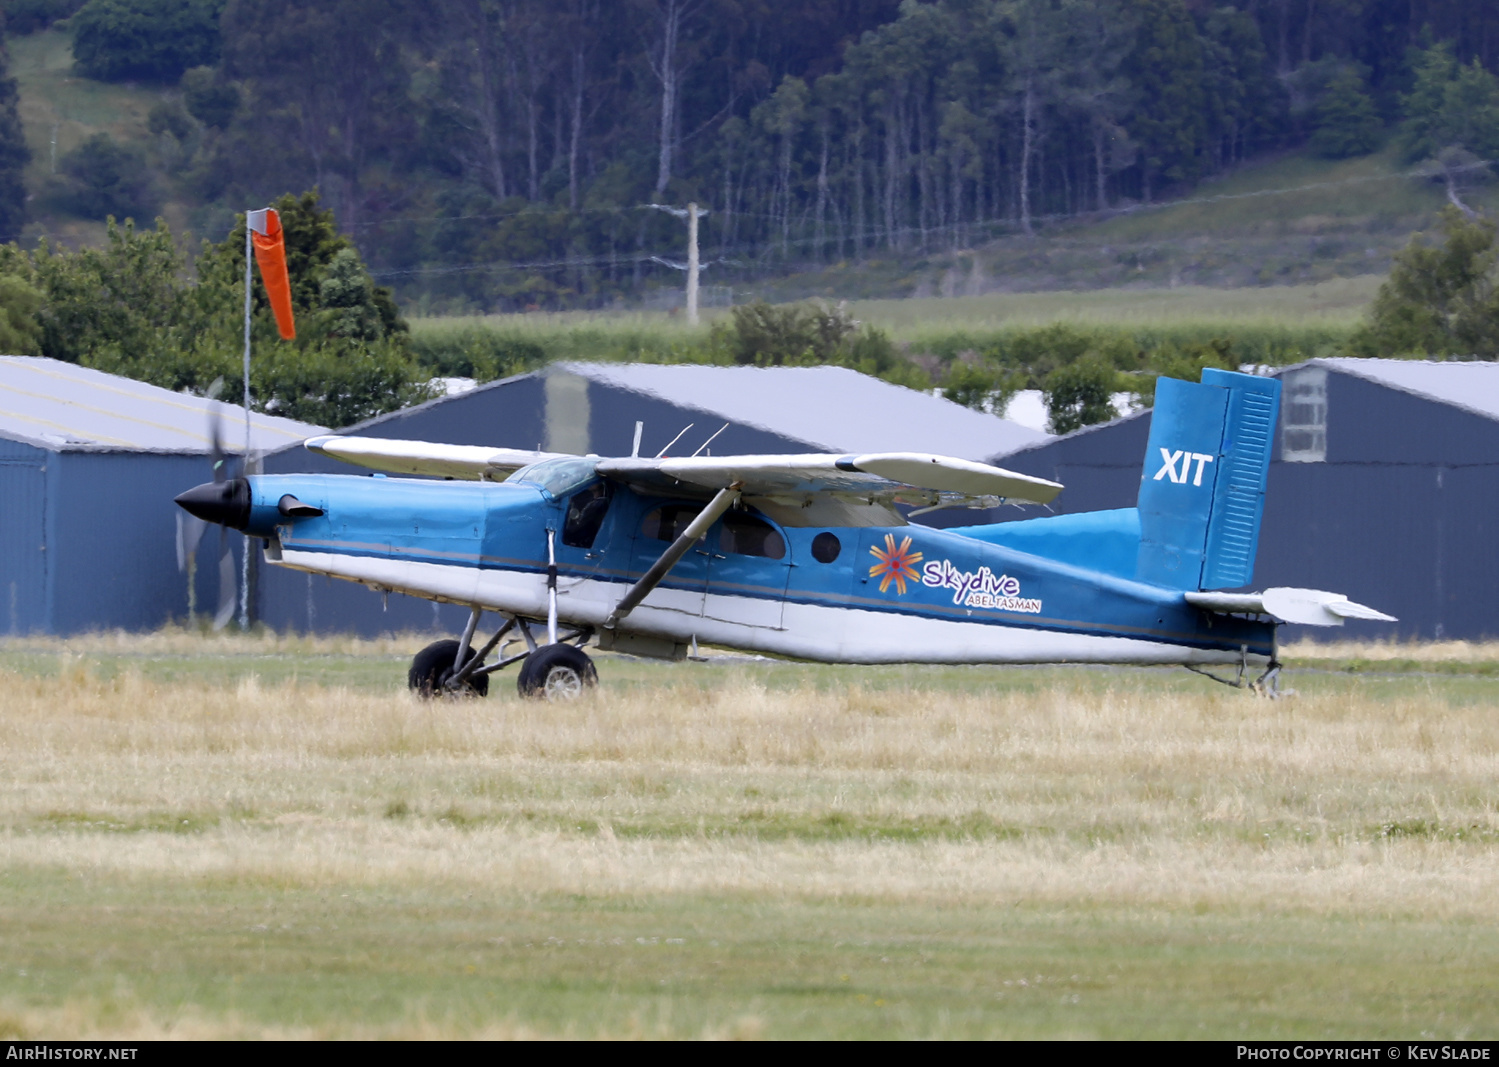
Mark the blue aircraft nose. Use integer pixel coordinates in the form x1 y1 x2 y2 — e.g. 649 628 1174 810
175 478 251 530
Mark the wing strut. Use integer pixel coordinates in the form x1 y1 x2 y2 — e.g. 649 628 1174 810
604 483 743 630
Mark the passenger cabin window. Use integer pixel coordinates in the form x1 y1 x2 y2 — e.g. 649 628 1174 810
562 482 612 548
719 512 785 560
642 504 703 542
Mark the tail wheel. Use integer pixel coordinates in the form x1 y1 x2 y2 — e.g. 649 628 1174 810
516 644 598 701
408 639 490 699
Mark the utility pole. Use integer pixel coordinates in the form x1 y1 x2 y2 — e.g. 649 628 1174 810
647 201 710 325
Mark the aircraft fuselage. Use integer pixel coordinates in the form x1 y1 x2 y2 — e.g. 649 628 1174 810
230 471 1274 668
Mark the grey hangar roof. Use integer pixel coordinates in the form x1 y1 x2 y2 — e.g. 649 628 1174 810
0 356 324 453
559 362 1049 457
272 362 1048 468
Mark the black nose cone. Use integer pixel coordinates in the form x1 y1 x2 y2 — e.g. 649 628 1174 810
175 478 251 529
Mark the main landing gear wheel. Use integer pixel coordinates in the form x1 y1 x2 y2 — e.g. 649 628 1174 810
516 644 598 701
408 639 490 699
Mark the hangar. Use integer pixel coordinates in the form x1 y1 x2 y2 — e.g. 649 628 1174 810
983 358 1499 641
0 357 323 634
257 361 1048 634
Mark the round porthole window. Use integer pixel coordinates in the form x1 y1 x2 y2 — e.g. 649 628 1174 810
811 532 841 563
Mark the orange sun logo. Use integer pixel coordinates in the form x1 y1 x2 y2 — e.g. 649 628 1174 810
869 533 923 595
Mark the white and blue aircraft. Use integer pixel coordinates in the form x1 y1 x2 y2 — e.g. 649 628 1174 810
175 368 1393 699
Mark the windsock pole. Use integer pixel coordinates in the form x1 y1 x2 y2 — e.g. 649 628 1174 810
239 215 253 630
238 207 298 630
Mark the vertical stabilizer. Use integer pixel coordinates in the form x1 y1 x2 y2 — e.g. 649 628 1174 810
1135 370 1281 591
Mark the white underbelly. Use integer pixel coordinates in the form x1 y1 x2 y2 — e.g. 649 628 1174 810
273 551 1261 668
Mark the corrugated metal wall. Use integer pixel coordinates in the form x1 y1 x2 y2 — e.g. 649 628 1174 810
0 438 47 633
51 452 219 634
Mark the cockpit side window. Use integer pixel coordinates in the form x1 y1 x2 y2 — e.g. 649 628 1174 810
563 481 613 548
718 512 786 560
641 504 703 543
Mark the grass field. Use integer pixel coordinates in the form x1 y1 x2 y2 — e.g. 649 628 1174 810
1 631 1496 1039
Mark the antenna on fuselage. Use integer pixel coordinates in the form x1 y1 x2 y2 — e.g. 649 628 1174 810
631 421 643 458
690 423 729 458
654 423 694 458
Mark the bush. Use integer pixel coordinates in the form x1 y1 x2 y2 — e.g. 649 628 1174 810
406 327 548 382
50 132 158 220
181 65 237 128
1042 355 1124 435
717 300 857 366
71 0 222 82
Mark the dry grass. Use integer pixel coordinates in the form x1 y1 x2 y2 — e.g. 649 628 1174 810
3 658 1497 914
1284 637 1499 663
2 637 1497 1037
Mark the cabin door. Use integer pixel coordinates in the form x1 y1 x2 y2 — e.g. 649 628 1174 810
628 501 709 621
702 511 789 630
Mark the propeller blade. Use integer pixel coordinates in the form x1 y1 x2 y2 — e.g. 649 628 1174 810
213 530 236 630
175 512 206 572
207 377 228 484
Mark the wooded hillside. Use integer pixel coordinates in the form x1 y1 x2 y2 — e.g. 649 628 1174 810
0 0 1496 310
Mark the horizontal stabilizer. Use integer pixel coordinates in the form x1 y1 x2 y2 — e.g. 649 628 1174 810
305 435 569 480
1185 587 1397 627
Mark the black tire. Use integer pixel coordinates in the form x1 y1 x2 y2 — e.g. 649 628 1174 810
408 639 490 699
516 644 598 700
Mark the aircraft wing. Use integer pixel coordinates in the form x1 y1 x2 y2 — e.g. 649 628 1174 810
595 452 1063 506
304 435 569 480
1185 588 1397 627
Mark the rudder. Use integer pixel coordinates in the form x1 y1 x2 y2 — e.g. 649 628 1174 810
1135 369 1281 591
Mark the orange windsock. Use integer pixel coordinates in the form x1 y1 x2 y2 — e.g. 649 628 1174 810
247 208 296 341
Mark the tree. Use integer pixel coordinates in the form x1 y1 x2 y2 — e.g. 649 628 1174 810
0 273 44 354
50 133 158 221
1043 353 1120 434
1065 0 1137 211
71 0 223 82
1397 43 1499 164
32 217 192 373
942 359 1023 416
181 65 239 129
640 0 710 196
1002 0 1074 235
1348 207 1499 359
1199 6 1284 169
0 33 30 241
1121 0 1206 202
1310 65 1381 158
221 0 411 231
753 75 809 254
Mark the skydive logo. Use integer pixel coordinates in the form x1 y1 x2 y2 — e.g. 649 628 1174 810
921 559 1043 614
1154 448 1216 486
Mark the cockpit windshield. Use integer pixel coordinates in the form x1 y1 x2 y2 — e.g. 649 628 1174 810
506 456 601 498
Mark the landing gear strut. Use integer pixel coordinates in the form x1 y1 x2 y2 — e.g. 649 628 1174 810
407 606 596 701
